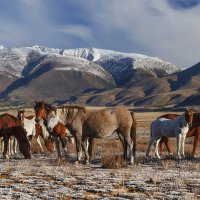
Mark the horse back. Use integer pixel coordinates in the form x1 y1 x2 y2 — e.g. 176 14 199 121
83 107 132 137
0 113 20 129
158 113 180 120
152 118 178 137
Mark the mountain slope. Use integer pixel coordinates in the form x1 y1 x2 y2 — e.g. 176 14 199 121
0 46 115 102
4 45 200 107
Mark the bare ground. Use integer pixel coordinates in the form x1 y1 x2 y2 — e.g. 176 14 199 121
0 111 200 200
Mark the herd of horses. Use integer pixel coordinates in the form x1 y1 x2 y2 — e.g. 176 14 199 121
0 101 199 164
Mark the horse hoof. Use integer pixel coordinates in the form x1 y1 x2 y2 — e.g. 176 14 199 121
75 161 80 165
84 160 89 165
4 155 10 160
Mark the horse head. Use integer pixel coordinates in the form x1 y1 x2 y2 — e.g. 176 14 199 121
16 126 31 159
34 100 47 123
65 106 86 126
17 110 25 125
185 108 194 127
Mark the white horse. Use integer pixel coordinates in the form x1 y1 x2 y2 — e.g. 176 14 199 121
17 110 54 152
146 109 194 159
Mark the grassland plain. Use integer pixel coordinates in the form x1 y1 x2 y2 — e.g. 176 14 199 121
0 109 199 199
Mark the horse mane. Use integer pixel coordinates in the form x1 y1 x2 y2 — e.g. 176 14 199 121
65 105 87 114
194 112 200 119
35 101 54 111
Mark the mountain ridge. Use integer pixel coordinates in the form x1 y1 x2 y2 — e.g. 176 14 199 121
1 45 199 107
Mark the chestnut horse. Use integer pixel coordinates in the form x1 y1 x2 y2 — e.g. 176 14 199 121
47 106 137 164
159 113 200 157
0 113 31 159
17 110 54 153
34 101 72 159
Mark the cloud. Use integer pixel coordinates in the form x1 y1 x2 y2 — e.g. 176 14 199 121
0 0 200 68
167 0 200 10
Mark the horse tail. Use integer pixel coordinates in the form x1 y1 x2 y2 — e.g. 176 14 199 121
130 112 137 157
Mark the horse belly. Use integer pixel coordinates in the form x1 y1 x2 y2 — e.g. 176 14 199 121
85 123 117 138
161 123 176 137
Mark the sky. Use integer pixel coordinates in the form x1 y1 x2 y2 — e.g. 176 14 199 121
0 0 200 68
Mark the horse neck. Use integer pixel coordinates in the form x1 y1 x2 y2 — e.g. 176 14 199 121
39 121 50 140
56 109 67 125
23 117 36 136
177 113 188 127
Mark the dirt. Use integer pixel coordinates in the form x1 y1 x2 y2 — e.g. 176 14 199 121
0 111 199 200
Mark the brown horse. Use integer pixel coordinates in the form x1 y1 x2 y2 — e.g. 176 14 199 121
34 101 71 159
17 110 54 153
159 113 200 157
0 113 31 159
46 106 137 164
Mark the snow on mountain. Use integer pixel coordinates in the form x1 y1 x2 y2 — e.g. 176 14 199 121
0 46 112 82
62 48 181 81
0 45 181 86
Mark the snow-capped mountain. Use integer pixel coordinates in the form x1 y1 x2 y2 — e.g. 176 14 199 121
29 46 181 85
0 45 185 106
0 46 112 81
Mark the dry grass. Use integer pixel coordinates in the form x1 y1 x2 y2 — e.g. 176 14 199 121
0 109 200 199
101 154 128 169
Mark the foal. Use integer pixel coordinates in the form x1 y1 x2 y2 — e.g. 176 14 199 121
146 109 194 159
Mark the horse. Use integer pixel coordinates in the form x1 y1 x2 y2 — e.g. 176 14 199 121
17 110 54 153
0 136 17 156
46 106 137 164
34 101 72 159
146 109 194 160
158 113 200 157
0 113 31 159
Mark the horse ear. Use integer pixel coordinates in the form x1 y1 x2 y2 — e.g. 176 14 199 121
185 108 189 112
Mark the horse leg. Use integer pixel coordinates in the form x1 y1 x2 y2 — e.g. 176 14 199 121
176 134 181 159
146 136 155 160
53 136 62 160
13 137 17 155
192 131 200 157
118 133 127 160
159 137 165 155
81 136 90 164
74 135 83 163
165 138 173 156
88 138 94 163
0 137 3 153
60 136 68 158
36 137 44 152
121 130 133 164
155 138 161 159
3 134 10 159
10 136 14 156
181 134 187 158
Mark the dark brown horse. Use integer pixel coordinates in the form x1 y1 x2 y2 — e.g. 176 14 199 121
159 113 200 157
47 106 137 164
0 113 31 159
